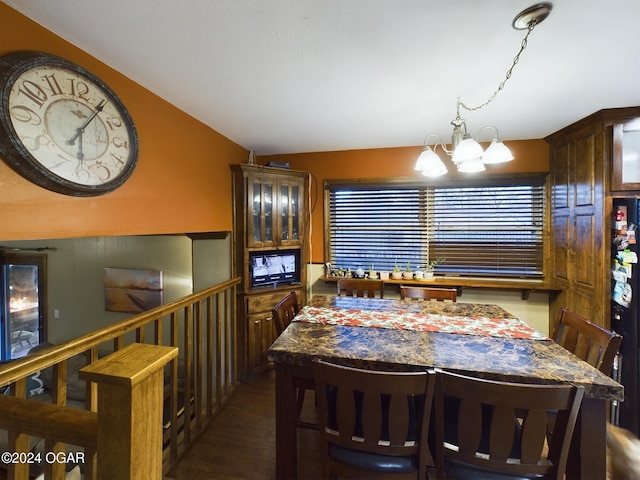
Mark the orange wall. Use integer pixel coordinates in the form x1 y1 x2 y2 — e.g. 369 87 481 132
0 4 246 241
265 139 549 262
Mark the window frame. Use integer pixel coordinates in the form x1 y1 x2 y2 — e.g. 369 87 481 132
323 173 548 280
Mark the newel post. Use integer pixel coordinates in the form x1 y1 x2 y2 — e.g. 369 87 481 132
79 343 178 480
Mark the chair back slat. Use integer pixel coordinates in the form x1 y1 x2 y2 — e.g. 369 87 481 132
359 389 384 446
489 406 518 461
457 399 483 455
519 409 548 464
387 395 411 446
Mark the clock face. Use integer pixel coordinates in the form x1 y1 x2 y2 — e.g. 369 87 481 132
0 52 139 196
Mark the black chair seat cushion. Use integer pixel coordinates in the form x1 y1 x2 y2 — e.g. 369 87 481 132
328 443 417 473
445 458 543 480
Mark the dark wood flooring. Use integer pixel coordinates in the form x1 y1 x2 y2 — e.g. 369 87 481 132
166 368 322 480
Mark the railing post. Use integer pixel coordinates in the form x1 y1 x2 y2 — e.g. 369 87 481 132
79 343 178 480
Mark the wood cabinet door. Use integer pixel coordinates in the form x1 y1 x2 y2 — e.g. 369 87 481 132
549 127 606 326
247 313 275 372
547 108 640 332
550 142 571 290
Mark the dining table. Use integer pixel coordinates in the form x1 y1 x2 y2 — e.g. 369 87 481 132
267 295 624 479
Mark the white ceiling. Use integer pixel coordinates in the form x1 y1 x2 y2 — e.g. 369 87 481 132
3 0 640 155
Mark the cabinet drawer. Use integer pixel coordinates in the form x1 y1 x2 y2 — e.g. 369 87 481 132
246 289 300 314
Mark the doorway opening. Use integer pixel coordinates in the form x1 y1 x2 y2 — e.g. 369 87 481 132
0 253 47 360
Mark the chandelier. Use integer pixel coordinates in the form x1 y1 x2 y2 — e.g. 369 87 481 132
415 2 553 177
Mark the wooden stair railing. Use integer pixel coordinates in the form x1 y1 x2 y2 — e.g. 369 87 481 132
0 277 241 478
0 392 97 479
80 343 178 480
0 343 177 480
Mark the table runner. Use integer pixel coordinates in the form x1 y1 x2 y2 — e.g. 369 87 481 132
294 305 549 340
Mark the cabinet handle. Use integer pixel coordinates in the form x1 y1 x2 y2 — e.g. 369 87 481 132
254 320 260 325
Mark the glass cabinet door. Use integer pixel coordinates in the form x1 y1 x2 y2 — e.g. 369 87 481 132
612 119 640 191
279 179 303 246
247 177 276 247
244 169 306 248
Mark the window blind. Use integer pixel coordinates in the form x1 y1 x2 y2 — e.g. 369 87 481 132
429 184 544 277
328 188 428 272
326 177 545 278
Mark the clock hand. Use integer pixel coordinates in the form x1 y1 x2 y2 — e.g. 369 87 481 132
67 99 108 146
76 131 84 162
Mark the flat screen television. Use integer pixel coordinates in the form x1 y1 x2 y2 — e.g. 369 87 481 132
249 249 301 289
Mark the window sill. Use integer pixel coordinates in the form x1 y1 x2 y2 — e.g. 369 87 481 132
320 275 560 300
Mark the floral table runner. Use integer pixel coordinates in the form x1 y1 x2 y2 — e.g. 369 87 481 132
294 305 549 340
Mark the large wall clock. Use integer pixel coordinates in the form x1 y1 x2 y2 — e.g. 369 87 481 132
0 51 139 196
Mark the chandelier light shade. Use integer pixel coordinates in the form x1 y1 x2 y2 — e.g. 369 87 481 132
451 137 484 164
457 157 486 173
415 145 448 177
414 2 552 175
476 124 514 164
482 138 514 164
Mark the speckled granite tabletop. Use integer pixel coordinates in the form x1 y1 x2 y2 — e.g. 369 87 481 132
268 295 623 401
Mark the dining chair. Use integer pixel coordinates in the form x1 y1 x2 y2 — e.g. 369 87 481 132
312 359 435 480
336 278 385 298
433 369 585 480
400 286 457 302
271 291 301 336
551 308 622 375
271 292 318 430
547 308 622 442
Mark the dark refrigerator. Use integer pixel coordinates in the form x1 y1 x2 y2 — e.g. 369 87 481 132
611 198 640 435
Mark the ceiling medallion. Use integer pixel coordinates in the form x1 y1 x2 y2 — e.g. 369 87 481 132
512 2 553 30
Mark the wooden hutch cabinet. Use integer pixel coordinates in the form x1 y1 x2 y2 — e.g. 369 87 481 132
545 106 640 330
231 164 309 378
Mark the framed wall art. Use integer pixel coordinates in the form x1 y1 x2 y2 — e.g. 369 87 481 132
104 268 163 313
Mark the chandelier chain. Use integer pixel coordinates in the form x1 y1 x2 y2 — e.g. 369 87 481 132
459 22 536 112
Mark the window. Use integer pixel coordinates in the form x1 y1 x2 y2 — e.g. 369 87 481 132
325 174 546 278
